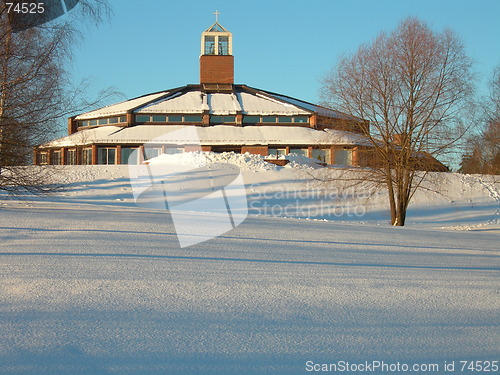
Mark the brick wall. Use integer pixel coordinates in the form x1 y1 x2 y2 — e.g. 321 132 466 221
241 146 268 156
200 55 234 84
68 117 77 135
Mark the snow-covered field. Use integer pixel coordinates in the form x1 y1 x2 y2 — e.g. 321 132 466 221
0 153 498 374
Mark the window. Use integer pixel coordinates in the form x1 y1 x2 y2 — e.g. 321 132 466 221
210 116 236 124
204 32 231 55
143 147 162 161
243 116 260 124
136 115 150 123
293 116 308 123
80 117 126 127
169 115 183 122
51 151 61 165
160 114 204 123
39 152 48 165
210 116 222 124
222 116 236 123
268 148 286 158
98 147 116 165
243 116 306 124
121 147 139 164
80 117 125 126
334 149 352 166
289 148 308 157
164 147 183 155
83 148 93 165
152 115 167 122
219 36 229 55
184 115 203 122
312 149 331 163
278 116 292 123
208 23 225 32
67 149 77 165
210 115 236 124
262 116 277 123
204 36 215 55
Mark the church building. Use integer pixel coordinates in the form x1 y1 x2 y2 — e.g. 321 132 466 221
34 18 388 167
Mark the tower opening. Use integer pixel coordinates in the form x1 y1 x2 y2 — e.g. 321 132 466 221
200 14 234 86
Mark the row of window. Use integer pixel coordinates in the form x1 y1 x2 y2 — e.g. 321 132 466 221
39 149 81 165
78 115 310 127
136 114 203 123
39 146 352 165
243 116 309 124
98 147 183 165
136 114 310 124
78 116 127 127
268 148 352 164
268 148 331 162
39 147 184 165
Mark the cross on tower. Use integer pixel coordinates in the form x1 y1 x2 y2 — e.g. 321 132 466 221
213 10 220 23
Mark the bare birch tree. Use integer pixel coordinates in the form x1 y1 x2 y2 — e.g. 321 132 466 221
0 0 111 194
320 18 475 226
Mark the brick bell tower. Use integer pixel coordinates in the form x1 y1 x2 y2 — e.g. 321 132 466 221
200 11 234 85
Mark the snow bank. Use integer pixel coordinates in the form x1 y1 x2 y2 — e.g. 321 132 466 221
148 151 279 171
1 156 498 230
284 153 326 168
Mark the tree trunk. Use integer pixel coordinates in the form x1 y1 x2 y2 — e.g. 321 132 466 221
393 199 407 226
386 171 397 225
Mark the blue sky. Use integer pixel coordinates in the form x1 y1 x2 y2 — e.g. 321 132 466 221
70 0 500 106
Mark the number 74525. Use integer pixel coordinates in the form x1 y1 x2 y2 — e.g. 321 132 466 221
6 2 45 14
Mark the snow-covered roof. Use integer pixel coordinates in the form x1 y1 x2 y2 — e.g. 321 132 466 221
137 91 206 114
207 93 242 114
135 87 310 116
41 125 371 148
270 93 352 119
236 92 309 115
73 85 347 120
74 91 170 120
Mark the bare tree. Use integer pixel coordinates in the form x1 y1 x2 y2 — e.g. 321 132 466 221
0 0 112 195
320 18 475 226
459 65 500 175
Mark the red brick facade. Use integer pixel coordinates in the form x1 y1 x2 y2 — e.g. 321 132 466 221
241 146 268 156
68 117 78 135
200 55 234 84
